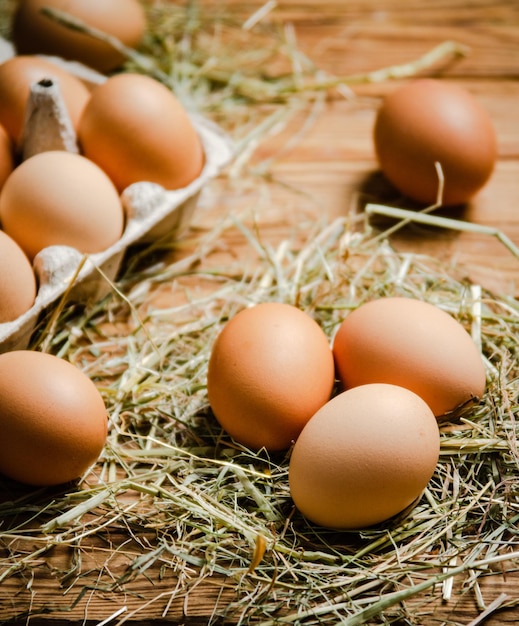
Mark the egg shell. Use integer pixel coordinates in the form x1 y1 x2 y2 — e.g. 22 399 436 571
0 150 125 260
11 0 146 73
373 79 497 206
289 383 440 529
78 73 205 193
0 230 37 323
0 55 90 147
332 296 486 417
207 302 335 451
0 350 108 486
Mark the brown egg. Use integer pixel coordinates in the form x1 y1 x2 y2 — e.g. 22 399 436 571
11 0 147 73
78 73 205 193
0 230 37 323
0 350 107 486
289 384 440 529
373 79 497 206
0 150 124 260
0 124 14 191
332 297 486 418
207 302 335 451
0 55 91 148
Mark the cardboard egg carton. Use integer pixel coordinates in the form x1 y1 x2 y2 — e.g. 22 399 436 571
0 41 234 352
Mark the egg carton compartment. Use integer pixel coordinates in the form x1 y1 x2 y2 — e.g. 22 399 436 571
0 43 234 351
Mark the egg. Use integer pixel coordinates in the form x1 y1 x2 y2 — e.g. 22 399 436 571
0 55 90 148
373 79 497 206
0 150 125 260
206 302 335 451
0 123 14 191
0 230 37 323
78 73 205 193
332 297 486 418
0 350 107 486
11 0 147 73
289 383 440 529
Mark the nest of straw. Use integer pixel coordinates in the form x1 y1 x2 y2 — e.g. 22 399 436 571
0 2 518 625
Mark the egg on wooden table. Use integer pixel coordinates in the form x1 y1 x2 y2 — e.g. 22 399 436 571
0 350 108 486
0 55 91 149
78 73 205 193
0 150 125 260
207 302 335 451
0 230 37 323
332 297 487 418
11 0 147 73
373 78 497 206
289 383 440 530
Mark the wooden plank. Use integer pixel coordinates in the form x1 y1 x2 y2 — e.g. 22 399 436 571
2 526 519 625
2 538 519 625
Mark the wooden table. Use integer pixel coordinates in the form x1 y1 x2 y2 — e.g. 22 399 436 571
252 0 519 296
1 1 519 624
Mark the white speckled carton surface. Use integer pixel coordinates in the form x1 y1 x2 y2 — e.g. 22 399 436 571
0 40 234 352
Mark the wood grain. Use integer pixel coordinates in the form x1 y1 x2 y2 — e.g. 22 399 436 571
1 0 519 624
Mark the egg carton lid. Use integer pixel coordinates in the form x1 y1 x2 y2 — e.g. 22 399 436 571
0 38 235 351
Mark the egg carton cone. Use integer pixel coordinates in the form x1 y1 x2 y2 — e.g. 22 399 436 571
0 43 234 352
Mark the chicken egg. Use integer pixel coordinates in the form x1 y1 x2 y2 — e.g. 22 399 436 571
11 0 147 73
0 123 14 191
332 297 486 418
0 350 108 486
289 383 440 529
78 73 205 193
0 55 90 148
207 302 335 451
0 150 125 260
373 79 497 206
0 230 37 323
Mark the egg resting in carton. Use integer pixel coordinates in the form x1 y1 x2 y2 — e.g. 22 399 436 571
0 44 234 353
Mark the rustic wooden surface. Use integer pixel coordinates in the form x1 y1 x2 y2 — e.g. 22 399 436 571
1 0 519 624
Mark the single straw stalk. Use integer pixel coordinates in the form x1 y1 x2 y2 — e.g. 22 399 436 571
366 203 519 261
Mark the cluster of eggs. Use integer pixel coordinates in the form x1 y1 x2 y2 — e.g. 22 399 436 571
205 63 498 530
0 1 205 326
0 0 204 488
207 297 486 530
